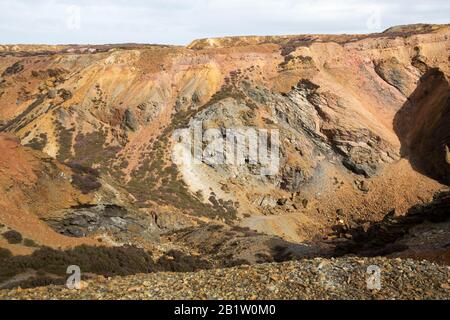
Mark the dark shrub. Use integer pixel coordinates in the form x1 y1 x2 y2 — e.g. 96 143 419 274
0 245 216 289
71 174 102 194
67 162 102 194
23 239 39 248
57 89 72 101
67 162 100 177
25 133 48 151
2 230 23 244
0 245 155 285
0 248 12 261
2 62 24 77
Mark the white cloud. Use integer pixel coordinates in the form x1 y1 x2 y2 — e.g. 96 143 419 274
0 0 448 44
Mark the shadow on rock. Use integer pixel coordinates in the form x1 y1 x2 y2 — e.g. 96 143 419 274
332 191 450 259
393 68 450 185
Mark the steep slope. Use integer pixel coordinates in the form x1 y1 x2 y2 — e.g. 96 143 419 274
395 68 450 185
0 133 98 253
0 24 448 278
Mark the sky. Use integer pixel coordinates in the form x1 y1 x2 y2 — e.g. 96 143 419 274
0 0 449 45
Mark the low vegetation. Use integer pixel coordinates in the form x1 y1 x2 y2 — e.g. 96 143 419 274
0 245 215 289
67 162 102 194
2 230 23 244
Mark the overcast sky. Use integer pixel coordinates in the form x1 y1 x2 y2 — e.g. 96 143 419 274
0 0 448 45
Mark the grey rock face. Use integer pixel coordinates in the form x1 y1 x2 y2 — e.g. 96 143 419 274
45 204 144 239
122 108 139 132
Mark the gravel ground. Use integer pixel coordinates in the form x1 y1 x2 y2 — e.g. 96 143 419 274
0 257 448 300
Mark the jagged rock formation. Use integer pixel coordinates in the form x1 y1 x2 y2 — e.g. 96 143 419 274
0 24 449 292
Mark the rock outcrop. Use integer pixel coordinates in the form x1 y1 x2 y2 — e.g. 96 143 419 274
0 24 449 292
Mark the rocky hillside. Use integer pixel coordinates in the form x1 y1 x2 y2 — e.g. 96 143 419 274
0 24 448 294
